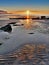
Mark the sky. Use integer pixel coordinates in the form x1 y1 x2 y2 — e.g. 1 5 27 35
0 0 49 10
0 0 49 15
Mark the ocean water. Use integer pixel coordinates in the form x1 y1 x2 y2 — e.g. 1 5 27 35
0 19 49 34
0 19 49 65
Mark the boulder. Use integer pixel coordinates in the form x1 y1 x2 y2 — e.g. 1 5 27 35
0 24 12 33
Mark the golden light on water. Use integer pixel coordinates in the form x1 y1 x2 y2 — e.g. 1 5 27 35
24 10 32 29
26 19 29 24
24 19 32 29
26 10 30 27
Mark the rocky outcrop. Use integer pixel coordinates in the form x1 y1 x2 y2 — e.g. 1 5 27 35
0 24 12 33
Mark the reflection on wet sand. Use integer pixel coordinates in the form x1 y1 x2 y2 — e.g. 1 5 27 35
15 44 49 65
0 44 49 65
24 19 32 29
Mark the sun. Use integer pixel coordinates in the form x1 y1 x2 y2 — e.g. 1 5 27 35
26 10 30 18
26 10 30 15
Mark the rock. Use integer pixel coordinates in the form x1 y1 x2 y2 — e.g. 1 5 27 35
0 42 3 45
0 24 12 33
8 22 16 24
28 32 34 34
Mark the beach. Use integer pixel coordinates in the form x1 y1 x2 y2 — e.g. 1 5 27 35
0 19 49 65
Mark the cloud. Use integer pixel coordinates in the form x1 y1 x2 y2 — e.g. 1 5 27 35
0 10 12 14
0 10 8 14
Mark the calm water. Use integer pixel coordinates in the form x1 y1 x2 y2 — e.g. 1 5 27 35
0 19 49 65
0 19 49 34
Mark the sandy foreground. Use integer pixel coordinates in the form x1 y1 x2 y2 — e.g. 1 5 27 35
0 26 49 54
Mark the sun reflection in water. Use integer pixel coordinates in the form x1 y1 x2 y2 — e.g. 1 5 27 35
24 19 32 29
24 10 32 29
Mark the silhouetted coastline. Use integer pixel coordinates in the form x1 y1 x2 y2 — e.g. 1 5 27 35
9 16 49 20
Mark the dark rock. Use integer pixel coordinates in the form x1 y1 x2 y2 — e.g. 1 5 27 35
0 24 12 33
28 32 34 34
8 22 16 24
41 16 46 19
0 42 3 45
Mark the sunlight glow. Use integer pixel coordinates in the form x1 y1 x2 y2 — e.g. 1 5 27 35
26 10 30 18
24 10 32 29
26 10 30 15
